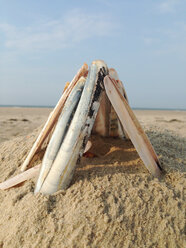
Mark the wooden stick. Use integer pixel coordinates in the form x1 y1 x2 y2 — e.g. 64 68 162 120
21 63 88 172
0 164 41 190
104 76 163 178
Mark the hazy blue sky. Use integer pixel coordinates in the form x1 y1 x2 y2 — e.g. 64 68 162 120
0 0 185 109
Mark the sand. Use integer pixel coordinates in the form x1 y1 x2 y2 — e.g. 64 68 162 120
0 107 185 248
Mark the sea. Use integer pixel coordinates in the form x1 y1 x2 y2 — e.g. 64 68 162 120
0 105 185 111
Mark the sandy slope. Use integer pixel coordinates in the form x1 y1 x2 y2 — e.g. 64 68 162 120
0 108 185 248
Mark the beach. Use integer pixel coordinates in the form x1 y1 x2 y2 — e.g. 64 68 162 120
0 107 185 247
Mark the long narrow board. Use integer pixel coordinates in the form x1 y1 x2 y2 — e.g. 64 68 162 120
104 76 162 178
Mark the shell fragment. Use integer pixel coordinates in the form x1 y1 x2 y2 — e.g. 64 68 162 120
104 75 162 178
35 77 86 193
36 60 108 194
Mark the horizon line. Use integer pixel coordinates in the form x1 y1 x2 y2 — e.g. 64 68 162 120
0 104 185 111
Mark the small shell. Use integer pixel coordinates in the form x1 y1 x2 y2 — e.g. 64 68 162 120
36 60 108 194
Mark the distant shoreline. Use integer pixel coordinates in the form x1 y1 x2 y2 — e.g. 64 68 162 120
0 105 185 111
0 105 53 109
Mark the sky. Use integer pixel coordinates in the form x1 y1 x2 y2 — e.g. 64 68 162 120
0 0 186 109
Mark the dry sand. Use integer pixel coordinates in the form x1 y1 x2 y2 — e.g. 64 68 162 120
0 107 185 248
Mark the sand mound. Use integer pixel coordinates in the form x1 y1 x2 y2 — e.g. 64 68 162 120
0 126 185 248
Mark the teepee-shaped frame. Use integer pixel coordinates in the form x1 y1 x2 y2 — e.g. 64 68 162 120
0 61 162 193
